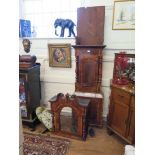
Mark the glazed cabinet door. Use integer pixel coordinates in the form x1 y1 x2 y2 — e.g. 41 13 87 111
110 101 129 136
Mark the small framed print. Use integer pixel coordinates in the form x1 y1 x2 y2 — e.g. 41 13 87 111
112 0 135 30
48 44 71 68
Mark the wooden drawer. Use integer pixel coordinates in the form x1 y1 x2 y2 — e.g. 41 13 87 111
112 88 130 105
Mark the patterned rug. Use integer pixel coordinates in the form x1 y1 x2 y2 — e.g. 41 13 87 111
23 132 71 155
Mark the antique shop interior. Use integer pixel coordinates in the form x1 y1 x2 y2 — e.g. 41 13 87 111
19 0 135 155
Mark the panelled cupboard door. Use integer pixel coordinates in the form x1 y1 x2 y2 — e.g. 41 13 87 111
80 56 99 86
126 96 135 142
111 102 129 136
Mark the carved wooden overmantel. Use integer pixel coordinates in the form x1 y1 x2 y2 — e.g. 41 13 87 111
49 93 90 140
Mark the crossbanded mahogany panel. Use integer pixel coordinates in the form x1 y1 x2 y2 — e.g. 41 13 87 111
80 57 98 89
77 6 105 45
81 59 97 86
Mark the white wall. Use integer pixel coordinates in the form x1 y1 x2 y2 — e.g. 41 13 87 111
19 1 135 117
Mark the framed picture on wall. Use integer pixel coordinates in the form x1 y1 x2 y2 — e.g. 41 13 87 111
112 0 135 30
48 44 71 68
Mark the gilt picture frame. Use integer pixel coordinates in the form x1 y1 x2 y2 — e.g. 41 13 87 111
112 0 135 30
48 44 71 68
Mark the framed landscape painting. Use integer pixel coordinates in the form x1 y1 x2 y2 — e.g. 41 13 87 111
112 0 135 30
48 44 71 68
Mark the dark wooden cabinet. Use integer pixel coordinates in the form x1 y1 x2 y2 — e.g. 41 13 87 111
107 83 135 144
19 64 41 129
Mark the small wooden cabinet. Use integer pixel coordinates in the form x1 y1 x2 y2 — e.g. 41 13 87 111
107 83 135 144
19 64 41 130
49 93 90 140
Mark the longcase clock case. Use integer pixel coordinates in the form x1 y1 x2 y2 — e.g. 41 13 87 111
73 6 106 127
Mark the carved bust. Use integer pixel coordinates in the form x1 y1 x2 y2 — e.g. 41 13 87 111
22 39 31 53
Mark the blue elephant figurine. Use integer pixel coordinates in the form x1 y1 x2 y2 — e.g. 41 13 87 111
54 18 76 37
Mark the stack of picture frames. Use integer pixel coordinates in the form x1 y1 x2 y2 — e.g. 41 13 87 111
48 44 71 68
112 0 135 30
